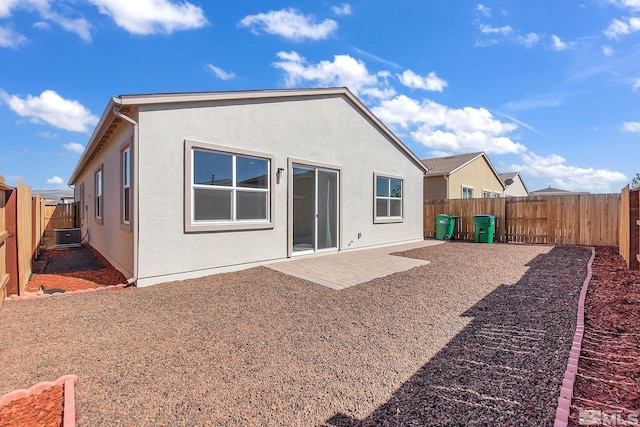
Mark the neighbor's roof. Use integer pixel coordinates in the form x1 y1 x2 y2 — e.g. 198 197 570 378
530 186 569 193
499 172 519 181
421 151 505 190
499 171 529 193
68 87 428 184
421 152 483 176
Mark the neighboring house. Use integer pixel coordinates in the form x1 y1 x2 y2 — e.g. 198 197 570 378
499 172 529 197
68 88 428 287
529 186 590 196
421 152 505 200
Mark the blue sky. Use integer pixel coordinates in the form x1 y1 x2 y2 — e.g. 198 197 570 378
0 0 638 193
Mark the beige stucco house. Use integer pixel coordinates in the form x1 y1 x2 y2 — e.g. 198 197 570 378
68 88 428 287
421 152 505 200
499 172 529 197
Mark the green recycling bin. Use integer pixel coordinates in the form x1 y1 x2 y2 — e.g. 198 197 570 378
435 214 457 241
474 215 496 243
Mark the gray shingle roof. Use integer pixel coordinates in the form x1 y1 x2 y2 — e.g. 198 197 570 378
421 152 484 176
499 172 519 181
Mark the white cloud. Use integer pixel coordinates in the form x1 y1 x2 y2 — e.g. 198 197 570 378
604 17 640 39
0 0 92 41
609 0 640 10
0 25 27 47
503 93 566 111
479 24 513 35
206 64 236 80
602 45 615 56
350 46 402 70
398 70 448 92
0 0 34 18
331 4 351 16
239 8 337 41
89 0 207 35
0 89 99 132
476 4 492 17
33 21 50 29
46 175 64 185
272 51 394 99
38 131 58 138
622 121 640 132
513 152 627 192
63 142 84 154
551 35 573 51
42 11 91 41
517 32 539 48
633 78 640 90
373 95 525 155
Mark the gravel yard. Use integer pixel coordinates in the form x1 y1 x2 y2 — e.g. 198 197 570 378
0 242 590 426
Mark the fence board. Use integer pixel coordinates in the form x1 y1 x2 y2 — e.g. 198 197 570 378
425 193 620 247
43 203 77 234
619 186 640 269
0 177 9 303
16 180 32 296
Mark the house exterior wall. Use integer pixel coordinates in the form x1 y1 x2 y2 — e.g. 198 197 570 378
423 176 448 200
73 125 135 278
448 156 503 198
504 176 528 197
135 95 424 286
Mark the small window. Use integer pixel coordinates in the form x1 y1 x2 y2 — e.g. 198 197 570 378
95 166 103 223
375 174 403 222
185 140 274 232
122 146 131 225
492 192 501 198
462 186 474 199
482 190 492 198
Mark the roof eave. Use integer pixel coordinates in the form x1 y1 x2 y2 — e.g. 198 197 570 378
68 87 429 184
68 97 117 185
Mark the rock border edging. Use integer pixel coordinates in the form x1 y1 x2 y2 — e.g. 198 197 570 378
554 246 595 427
4 282 128 302
0 374 78 427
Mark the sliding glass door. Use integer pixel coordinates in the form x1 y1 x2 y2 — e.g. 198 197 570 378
292 165 338 254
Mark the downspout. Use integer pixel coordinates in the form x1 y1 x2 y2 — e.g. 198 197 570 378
445 175 449 199
112 101 139 286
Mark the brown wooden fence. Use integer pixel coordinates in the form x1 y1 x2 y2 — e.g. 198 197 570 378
43 202 78 235
424 193 621 246
0 176 69 304
619 185 640 269
0 177 12 302
1 179 35 300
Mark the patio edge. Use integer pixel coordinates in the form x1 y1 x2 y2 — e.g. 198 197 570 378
0 374 78 427
553 246 595 427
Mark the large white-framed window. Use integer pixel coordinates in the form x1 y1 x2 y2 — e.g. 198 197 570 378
121 144 131 229
374 173 403 223
462 186 474 199
95 165 103 224
184 140 275 232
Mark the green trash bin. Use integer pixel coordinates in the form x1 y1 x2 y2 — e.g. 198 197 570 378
474 215 496 243
435 214 457 241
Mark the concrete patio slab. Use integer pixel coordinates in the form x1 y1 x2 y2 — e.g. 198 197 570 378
266 239 444 289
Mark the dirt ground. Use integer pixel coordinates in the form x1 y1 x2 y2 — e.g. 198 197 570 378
569 247 640 426
0 242 590 426
25 245 127 294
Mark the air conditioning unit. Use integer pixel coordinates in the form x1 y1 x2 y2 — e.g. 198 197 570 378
54 228 82 248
